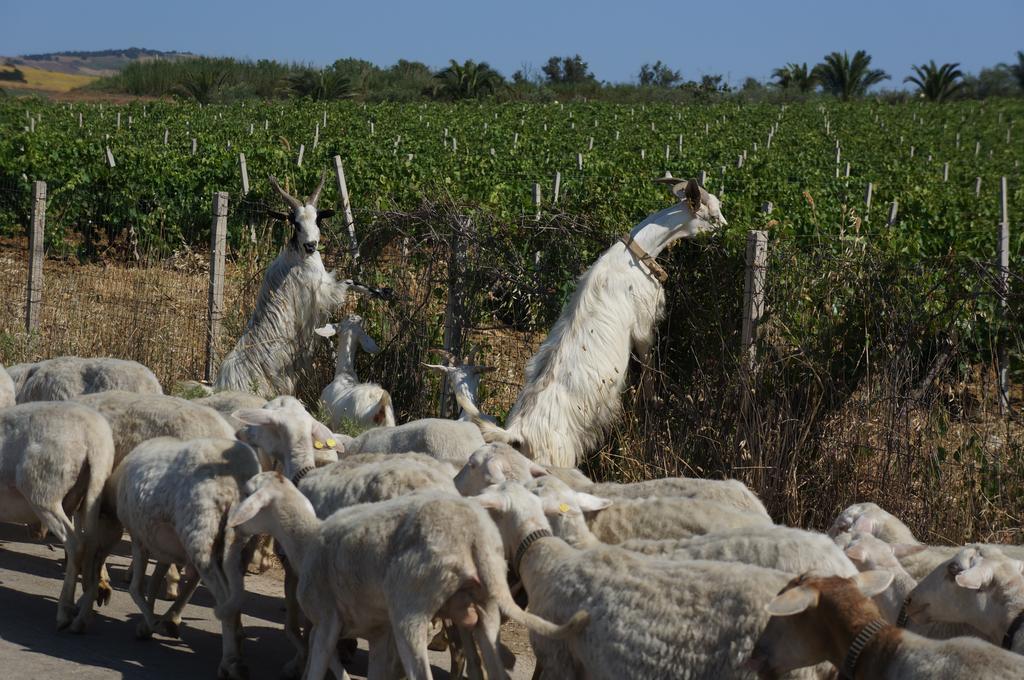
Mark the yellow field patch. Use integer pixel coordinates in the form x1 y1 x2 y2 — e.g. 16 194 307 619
0 64 98 92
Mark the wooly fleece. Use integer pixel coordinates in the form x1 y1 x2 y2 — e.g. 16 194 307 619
214 249 350 398
0 400 115 631
76 391 235 467
194 390 267 429
586 494 771 543
478 481 824 680
343 417 485 466
0 362 14 407
16 356 162 402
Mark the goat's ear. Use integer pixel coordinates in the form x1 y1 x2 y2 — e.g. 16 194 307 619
684 179 702 213
573 491 612 513
474 365 497 374
844 543 870 563
891 543 927 558
314 324 337 338
765 585 819 617
228 483 278 528
317 209 335 221
854 570 895 597
955 563 994 590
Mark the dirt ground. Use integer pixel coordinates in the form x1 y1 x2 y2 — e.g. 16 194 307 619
0 523 536 679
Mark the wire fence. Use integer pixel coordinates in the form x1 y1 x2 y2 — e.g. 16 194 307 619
0 180 1021 543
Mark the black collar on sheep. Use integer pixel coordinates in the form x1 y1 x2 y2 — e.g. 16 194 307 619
513 528 552 578
1003 610 1024 650
840 618 887 680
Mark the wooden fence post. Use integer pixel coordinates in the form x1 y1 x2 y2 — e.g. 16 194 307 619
887 200 899 226
238 153 250 195
332 155 359 264
439 216 474 417
553 171 561 204
864 182 873 215
997 177 1011 413
26 181 46 333
205 192 228 383
533 183 542 220
741 230 768 369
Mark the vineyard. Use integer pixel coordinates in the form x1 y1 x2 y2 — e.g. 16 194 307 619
0 97 1022 538
0 98 1021 258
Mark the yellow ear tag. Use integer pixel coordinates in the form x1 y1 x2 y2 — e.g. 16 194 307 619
558 503 571 513
313 441 324 449
326 439 336 448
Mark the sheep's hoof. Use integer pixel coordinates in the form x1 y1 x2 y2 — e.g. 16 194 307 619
156 619 181 639
55 605 76 631
218 658 249 680
69 616 89 635
336 637 358 663
97 579 113 607
135 621 154 640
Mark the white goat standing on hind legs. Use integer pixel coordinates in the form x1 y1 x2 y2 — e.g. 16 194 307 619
315 314 396 430
461 177 727 468
214 172 389 399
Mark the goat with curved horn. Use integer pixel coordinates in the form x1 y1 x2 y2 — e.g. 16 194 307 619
268 175 302 211
306 170 328 208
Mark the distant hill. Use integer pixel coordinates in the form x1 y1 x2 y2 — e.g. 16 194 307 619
5 48 194 78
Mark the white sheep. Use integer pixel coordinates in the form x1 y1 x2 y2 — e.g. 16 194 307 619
0 401 115 631
746 571 1024 679
829 502 1024 580
529 476 848 578
193 390 267 429
315 314 396 430
474 481 827 680
214 174 380 398
423 347 496 423
461 178 727 467
833 530 981 641
228 474 588 680
0 362 14 407
907 544 1024 652
14 356 162 402
103 436 261 680
342 416 485 467
453 441 767 516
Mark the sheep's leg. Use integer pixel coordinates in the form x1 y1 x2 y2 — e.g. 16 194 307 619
303 613 342 680
472 601 506 680
366 633 401 680
454 623 479 680
34 503 79 630
160 563 181 601
68 528 105 634
128 543 162 639
154 564 200 638
146 562 171 609
392 615 434 680
281 560 307 680
194 559 246 680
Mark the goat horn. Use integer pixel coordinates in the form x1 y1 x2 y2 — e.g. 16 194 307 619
306 170 328 208
269 175 302 211
473 365 496 374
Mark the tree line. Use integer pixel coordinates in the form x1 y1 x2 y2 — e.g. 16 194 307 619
79 49 1024 103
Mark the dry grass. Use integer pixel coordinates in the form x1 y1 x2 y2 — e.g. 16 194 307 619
1 65 98 93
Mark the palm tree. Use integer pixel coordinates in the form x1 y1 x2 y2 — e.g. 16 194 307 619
431 59 504 100
287 68 351 101
773 63 817 93
904 61 965 102
173 68 231 104
1009 50 1024 91
814 50 890 100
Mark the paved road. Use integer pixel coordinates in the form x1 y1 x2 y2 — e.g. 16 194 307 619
0 523 535 679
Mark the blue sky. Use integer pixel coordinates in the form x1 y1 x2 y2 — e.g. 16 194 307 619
2 0 1021 86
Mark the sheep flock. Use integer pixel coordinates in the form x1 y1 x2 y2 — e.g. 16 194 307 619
1 174 1022 680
